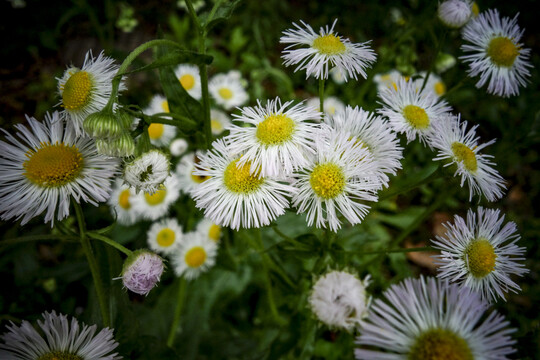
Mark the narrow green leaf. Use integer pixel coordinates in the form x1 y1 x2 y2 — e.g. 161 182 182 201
202 0 242 31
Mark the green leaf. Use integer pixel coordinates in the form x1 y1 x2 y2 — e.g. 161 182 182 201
202 0 242 31
120 50 212 76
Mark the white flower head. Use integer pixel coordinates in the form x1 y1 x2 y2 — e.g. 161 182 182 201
413 72 447 98
171 231 218 280
431 207 528 302
147 217 183 255
373 69 406 94
108 178 140 226
309 270 371 332
0 311 121 359
210 108 231 135
438 0 473 28
0 111 118 226
306 96 345 120
144 95 177 147
130 174 181 221
174 64 202 99
175 152 209 196
121 250 164 295
170 138 188 157
123 150 170 194
209 71 249 110
227 97 321 177
355 276 517 359
330 66 346 84
280 19 377 81
461 9 532 97
57 50 123 137
429 114 506 201
191 138 295 230
196 218 222 242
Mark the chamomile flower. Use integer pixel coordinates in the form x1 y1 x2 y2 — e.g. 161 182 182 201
210 108 231 135
0 311 121 360
57 50 123 136
0 112 118 226
291 130 380 232
209 71 248 110
438 0 473 28
191 138 295 230
280 19 377 81
147 218 183 255
171 232 218 280
461 9 532 97
429 114 505 201
431 207 527 302
108 178 139 225
170 138 188 157
174 64 202 99
373 69 406 93
355 276 517 359
175 152 209 195
227 98 321 177
130 174 181 221
196 218 222 242
145 95 177 147
378 78 452 145
123 150 170 194
326 106 403 188
306 96 345 119
309 270 371 332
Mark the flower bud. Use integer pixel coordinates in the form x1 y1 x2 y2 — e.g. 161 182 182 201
83 110 124 139
121 250 164 295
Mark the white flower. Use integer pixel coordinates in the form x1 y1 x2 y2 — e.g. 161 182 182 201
429 114 505 201
280 19 376 81
123 150 170 194
355 276 517 359
0 311 121 359
438 0 473 28
171 232 218 280
227 97 321 177
0 112 118 226
170 138 188 157
144 95 177 147
306 96 345 119
130 174 181 221
373 69 406 93
121 250 164 295
174 64 202 99
57 50 123 136
291 130 381 232
147 217 183 255
195 218 222 242
209 71 248 110
108 178 139 226
175 152 208 196
326 106 403 188
210 108 231 135
461 9 532 97
378 78 452 145
309 270 371 331
431 207 527 302
413 72 447 98
330 66 346 84
191 138 295 230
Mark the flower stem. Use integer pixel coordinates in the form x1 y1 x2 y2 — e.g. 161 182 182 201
87 232 133 256
318 78 325 120
167 277 187 347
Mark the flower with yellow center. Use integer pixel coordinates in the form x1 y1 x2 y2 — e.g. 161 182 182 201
431 207 527 302
147 218 183 255
210 108 231 135
108 178 140 225
175 152 211 196
196 218 222 242
0 112 118 226
173 64 202 99
209 71 248 110
124 149 170 194
373 70 406 93
144 95 177 147
306 96 345 120
172 232 218 280
461 9 532 97
130 174 180 221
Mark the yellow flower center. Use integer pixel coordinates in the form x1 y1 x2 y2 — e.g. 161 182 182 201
256 113 295 145
471 2 479 16
451 142 478 172
118 189 131 210
465 239 497 278
408 328 473 360
190 168 209 184
180 74 195 90
218 87 233 100
487 37 519 67
434 81 446 96
208 224 221 241
403 105 430 129
312 34 347 55
148 123 164 140
144 188 167 206
185 246 207 268
38 352 83 360
309 163 346 199
156 228 175 247
211 119 223 132
223 159 264 194
23 142 84 187
161 100 170 112
61 71 92 110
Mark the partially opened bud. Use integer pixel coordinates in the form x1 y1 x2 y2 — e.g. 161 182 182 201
120 250 164 295
84 110 124 139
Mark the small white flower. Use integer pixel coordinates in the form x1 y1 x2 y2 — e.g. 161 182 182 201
108 178 139 226
210 108 231 135
461 9 532 97
123 150 170 194
330 66 346 84
438 0 473 28
306 96 345 119
130 174 181 221
0 311 121 359
147 217 183 255
170 138 188 157
209 71 248 110
175 152 208 195
171 232 218 280
195 218 222 242
121 250 164 295
280 19 376 81
309 270 371 331
174 64 202 99
373 69 406 93
144 95 177 147
413 72 447 98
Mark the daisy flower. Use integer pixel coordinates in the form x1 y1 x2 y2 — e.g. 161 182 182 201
123 150 170 194
373 69 406 93
309 270 371 332
461 9 532 97
108 178 139 226
227 97 321 177
191 138 295 230
414 72 447 98
438 0 473 28
326 106 403 188
147 217 184 255
196 218 222 242
130 174 181 221
208 71 248 110
145 95 177 147
306 96 345 119
174 64 202 99
330 66 346 84
210 108 231 135
378 77 452 145
120 250 164 295
291 130 381 232
57 50 123 136
175 152 209 195
0 112 118 226
0 311 121 359
429 114 505 201
355 276 517 359
280 19 376 81
171 231 218 280
170 138 188 157
431 207 528 302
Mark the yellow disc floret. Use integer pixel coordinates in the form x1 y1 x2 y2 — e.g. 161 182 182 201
157 228 175 247
144 188 167 205
218 87 233 100
309 163 346 199
434 82 446 96
185 246 207 267
208 224 221 241
211 119 223 132
38 351 83 360
487 37 519 67
408 328 473 360
190 169 209 184
465 239 497 278
148 123 164 140
403 105 430 129
161 100 170 113
312 34 347 55
62 71 92 111
451 142 478 172
256 114 296 145
180 74 195 90
223 159 264 194
118 189 131 210
24 142 84 187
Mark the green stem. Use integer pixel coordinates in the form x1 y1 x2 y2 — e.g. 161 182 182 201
87 232 132 256
318 78 325 120
73 201 111 328
167 277 187 347
420 29 447 93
